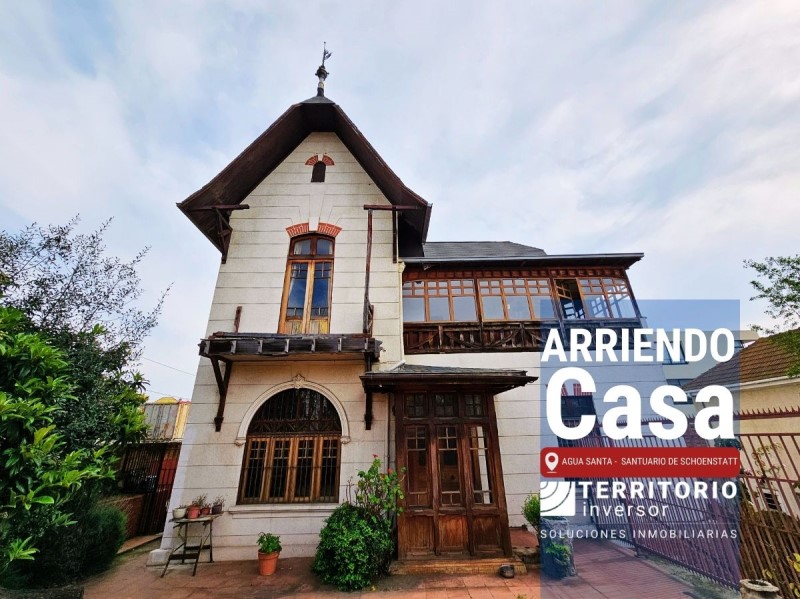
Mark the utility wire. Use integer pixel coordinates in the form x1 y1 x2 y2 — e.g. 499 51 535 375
142 357 195 376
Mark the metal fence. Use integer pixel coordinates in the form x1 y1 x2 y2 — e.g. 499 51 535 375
570 409 800 596
119 441 182 534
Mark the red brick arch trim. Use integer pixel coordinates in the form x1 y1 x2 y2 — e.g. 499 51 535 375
304 154 335 166
285 222 342 238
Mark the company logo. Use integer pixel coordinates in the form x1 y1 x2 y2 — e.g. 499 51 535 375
540 481 576 516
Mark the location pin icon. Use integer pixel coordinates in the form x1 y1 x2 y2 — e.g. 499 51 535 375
544 452 559 472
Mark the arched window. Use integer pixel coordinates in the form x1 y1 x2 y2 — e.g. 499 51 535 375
238 388 342 504
311 161 326 182
280 234 334 334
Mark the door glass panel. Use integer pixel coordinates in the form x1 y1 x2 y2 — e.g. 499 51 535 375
468 426 493 504
404 394 427 418
438 426 462 506
434 394 457 417
286 263 308 317
464 394 484 417
405 426 430 507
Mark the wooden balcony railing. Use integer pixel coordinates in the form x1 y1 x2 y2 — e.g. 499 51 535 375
402 319 642 354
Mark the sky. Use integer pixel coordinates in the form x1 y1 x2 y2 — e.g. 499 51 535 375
1 1 798 401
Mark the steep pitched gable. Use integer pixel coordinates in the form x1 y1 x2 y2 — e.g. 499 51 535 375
178 96 431 259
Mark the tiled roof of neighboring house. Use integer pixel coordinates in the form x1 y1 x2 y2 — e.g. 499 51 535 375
684 334 797 390
421 241 547 260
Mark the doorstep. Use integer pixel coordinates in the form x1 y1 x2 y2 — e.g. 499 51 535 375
389 556 526 576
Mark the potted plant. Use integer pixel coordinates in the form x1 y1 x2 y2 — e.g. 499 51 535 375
172 504 188 520
543 542 572 579
212 496 225 515
187 494 207 519
257 532 282 576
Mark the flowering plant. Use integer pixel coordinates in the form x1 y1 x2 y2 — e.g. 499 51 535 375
354 456 405 528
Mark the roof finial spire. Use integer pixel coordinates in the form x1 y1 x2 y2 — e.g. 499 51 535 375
315 42 332 97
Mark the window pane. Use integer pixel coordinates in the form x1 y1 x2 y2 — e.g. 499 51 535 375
506 295 531 320
481 295 504 319
241 439 268 501
268 440 290 499
452 296 477 321
532 296 556 319
292 239 312 255
311 262 331 316
556 279 585 319
286 263 308 317
428 296 450 321
404 394 427 418
584 294 609 318
607 293 636 318
317 239 333 255
294 439 315 499
403 297 425 322
319 439 339 500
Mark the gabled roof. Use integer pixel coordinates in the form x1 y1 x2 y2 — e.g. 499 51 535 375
684 334 796 390
178 95 431 256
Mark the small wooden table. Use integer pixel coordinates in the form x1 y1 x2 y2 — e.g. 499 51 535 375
161 514 219 577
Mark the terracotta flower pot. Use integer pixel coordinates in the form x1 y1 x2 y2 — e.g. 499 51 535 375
200 506 211 516
258 551 280 576
186 505 201 519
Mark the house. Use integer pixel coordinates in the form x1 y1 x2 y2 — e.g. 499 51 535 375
143 397 190 441
684 333 800 517
149 70 662 566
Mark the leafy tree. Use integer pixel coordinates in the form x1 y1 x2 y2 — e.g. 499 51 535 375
0 217 160 453
745 254 800 376
0 307 112 572
0 216 165 353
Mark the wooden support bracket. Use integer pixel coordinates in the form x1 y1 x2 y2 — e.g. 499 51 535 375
210 358 233 432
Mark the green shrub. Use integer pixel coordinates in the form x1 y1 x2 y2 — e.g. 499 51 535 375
312 503 393 592
10 501 126 587
523 493 540 533
79 504 127 576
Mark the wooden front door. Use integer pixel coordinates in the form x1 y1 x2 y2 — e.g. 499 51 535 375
396 391 512 559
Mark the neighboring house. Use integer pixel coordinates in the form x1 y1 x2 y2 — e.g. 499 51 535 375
150 76 663 565
661 329 759 414
684 334 800 516
143 397 190 441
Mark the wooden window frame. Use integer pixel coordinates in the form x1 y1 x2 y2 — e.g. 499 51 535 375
555 276 636 320
238 388 342 505
279 234 335 334
477 277 555 321
402 279 477 323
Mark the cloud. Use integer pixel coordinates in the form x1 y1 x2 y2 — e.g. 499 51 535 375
1 1 799 397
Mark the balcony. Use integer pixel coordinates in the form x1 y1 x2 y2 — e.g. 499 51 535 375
402 318 642 354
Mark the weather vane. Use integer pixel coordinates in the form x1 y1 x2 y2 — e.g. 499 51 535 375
315 42 332 97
